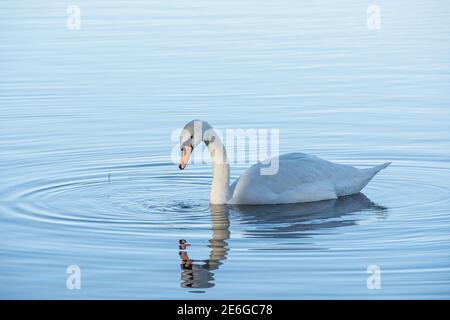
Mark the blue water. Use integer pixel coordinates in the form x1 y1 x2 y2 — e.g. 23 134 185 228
1 0 450 299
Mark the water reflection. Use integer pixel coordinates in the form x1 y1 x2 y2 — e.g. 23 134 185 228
179 205 230 289
179 193 386 289
233 193 387 238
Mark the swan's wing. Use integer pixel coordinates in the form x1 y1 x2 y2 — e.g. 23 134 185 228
229 153 341 204
229 153 389 204
275 154 389 197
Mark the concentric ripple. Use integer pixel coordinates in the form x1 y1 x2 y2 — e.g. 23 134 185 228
1 155 450 298
2 162 216 234
2 159 450 235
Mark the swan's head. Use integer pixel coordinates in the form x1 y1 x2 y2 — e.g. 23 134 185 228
178 119 212 170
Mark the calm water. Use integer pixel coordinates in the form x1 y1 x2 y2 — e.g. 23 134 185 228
1 0 450 299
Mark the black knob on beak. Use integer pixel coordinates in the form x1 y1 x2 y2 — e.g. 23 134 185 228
179 164 184 170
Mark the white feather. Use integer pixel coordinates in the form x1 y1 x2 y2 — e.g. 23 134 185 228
229 153 390 204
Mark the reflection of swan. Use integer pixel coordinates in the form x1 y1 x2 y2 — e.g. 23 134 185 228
179 194 386 288
178 120 390 204
232 193 386 238
179 205 229 289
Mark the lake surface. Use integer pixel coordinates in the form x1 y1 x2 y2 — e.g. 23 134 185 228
1 0 450 299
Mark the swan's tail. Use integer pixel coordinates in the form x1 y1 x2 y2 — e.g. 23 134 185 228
369 161 392 173
352 162 391 194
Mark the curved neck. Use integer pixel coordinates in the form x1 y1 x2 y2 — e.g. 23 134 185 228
204 129 230 204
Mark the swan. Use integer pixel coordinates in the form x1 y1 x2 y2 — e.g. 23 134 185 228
178 120 390 205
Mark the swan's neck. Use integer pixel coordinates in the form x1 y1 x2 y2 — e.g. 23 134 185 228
205 130 230 204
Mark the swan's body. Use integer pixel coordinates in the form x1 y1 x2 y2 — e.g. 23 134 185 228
179 120 390 205
229 153 390 204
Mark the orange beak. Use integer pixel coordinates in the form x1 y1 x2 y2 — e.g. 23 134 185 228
178 145 192 170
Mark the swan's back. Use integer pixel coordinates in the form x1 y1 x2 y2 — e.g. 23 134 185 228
229 153 389 205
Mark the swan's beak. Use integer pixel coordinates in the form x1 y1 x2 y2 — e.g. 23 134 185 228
178 145 192 170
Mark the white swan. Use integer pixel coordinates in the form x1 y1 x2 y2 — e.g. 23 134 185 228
178 120 390 205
